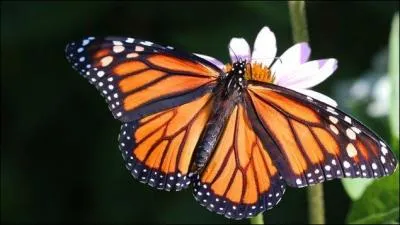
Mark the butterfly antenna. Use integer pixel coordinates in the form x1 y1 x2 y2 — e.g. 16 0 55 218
275 56 283 64
269 56 283 69
229 45 240 63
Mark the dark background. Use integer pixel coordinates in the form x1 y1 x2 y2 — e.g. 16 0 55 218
1 1 399 224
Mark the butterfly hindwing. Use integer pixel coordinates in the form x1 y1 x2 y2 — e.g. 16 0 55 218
246 81 398 188
193 102 286 220
65 37 220 122
119 93 214 191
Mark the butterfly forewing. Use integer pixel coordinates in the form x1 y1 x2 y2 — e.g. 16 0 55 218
65 37 220 122
246 81 398 188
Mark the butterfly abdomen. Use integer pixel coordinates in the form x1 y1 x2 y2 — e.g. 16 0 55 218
194 87 241 170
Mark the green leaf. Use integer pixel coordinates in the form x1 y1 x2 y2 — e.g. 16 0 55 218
341 178 374 201
389 12 399 142
346 170 399 224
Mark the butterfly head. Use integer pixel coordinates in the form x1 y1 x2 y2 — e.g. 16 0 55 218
224 59 275 85
218 59 248 98
231 59 247 76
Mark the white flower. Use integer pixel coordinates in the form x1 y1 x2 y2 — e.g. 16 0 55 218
196 26 339 107
346 48 391 118
367 75 390 117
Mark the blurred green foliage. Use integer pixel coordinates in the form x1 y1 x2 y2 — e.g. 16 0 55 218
389 12 399 143
347 170 399 224
342 178 374 201
345 11 399 224
1 1 399 224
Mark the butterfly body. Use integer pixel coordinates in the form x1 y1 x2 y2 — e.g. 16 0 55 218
66 36 398 220
194 61 248 169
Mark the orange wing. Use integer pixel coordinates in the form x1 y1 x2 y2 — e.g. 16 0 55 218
246 81 398 188
193 103 286 219
65 37 220 122
119 93 213 191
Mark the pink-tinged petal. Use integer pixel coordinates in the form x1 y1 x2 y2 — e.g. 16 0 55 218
272 42 311 84
292 88 338 107
194 53 225 70
229 38 251 63
277 58 338 89
251 26 277 67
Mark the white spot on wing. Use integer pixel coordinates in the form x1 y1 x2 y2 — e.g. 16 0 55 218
100 56 113 67
351 126 361 134
135 46 144 52
346 143 357 157
327 106 338 115
343 161 351 169
325 165 331 171
126 38 134 43
126 53 139 58
346 128 356 140
330 124 339 135
361 164 366 170
381 147 388 155
344 116 352 124
97 71 105 77
141 41 153 46
329 116 339 124
113 45 125 53
82 39 90 46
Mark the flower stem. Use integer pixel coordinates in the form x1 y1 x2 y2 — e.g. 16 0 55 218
288 1 326 224
288 1 309 43
250 213 264 224
307 185 325 224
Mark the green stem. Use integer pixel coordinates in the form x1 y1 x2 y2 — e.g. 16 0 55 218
250 213 264 224
307 184 325 224
288 1 309 43
288 1 326 224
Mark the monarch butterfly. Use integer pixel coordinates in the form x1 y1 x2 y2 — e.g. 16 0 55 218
65 27 398 220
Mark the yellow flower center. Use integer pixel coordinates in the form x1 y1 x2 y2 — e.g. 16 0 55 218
224 63 275 83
